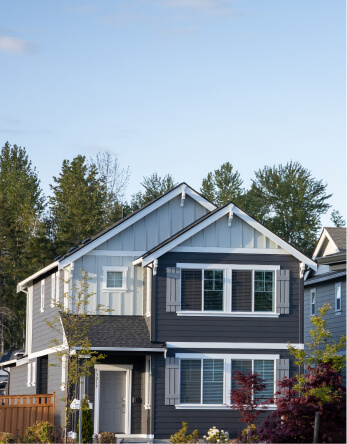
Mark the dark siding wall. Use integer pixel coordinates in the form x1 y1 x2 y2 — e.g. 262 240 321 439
155 253 302 344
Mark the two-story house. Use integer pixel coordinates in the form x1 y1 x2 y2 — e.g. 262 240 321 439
0 183 317 440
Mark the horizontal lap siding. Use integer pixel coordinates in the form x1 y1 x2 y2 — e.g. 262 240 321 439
9 365 35 395
48 354 65 427
155 253 301 344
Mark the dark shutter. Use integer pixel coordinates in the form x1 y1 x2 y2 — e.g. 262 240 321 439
276 270 290 314
181 269 202 310
232 270 252 311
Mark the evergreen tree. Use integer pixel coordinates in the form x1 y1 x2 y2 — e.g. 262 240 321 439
244 161 331 256
200 162 245 207
126 173 177 213
0 142 46 349
330 209 346 227
49 155 106 255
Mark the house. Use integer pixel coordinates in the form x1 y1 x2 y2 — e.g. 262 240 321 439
0 183 317 440
304 227 346 380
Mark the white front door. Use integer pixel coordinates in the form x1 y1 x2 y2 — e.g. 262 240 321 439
99 370 127 433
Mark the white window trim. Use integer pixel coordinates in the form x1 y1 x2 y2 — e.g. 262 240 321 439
176 352 279 408
27 361 36 387
27 362 32 386
40 280 45 313
55 271 60 303
102 266 128 292
310 288 316 316
144 356 151 409
335 282 342 313
61 355 67 391
51 274 56 307
178 263 279 315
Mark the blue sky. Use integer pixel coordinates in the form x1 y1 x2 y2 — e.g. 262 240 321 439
0 0 345 226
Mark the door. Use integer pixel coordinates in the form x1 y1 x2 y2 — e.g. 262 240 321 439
99 371 127 433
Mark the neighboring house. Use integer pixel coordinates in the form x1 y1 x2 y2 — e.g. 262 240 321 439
304 227 346 380
0 183 317 440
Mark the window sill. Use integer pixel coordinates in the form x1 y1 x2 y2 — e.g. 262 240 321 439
334 310 342 315
102 288 128 292
175 404 277 410
176 311 280 318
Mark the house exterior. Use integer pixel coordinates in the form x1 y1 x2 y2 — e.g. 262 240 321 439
304 227 346 380
0 183 317 440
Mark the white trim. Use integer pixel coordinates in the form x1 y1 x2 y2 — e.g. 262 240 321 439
94 364 132 435
59 184 216 269
176 352 280 359
0 359 17 367
102 266 128 291
27 286 33 355
146 267 152 316
40 280 45 312
51 274 56 307
31 361 36 386
177 263 281 270
310 288 316 316
61 355 66 391
16 357 29 366
335 282 342 312
167 342 304 350
87 250 147 256
55 271 60 303
72 346 165 352
27 362 31 386
177 311 280 318
312 228 339 259
144 356 151 409
17 261 59 291
175 404 277 410
29 345 66 359
173 246 289 255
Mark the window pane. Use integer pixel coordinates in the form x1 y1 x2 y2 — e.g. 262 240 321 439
204 270 224 311
203 359 224 404
336 284 341 311
232 270 252 311
180 360 201 403
254 360 274 401
254 271 274 312
311 291 316 315
107 271 123 288
231 360 252 392
181 270 202 310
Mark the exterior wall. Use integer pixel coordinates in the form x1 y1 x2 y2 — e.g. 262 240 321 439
8 364 35 395
154 252 302 344
47 354 65 427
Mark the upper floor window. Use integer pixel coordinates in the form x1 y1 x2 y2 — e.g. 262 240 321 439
181 269 224 311
232 270 275 312
335 282 341 313
102 266 128 291
310 288 316 316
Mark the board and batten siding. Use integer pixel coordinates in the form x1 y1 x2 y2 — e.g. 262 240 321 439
176 214 282 250
154 253 302 344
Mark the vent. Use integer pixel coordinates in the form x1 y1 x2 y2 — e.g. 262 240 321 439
68 246 77 253
81 238 91 244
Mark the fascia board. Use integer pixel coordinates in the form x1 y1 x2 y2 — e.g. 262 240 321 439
185 186 216 211
142 206 231 266
233 207 317 270
312 229 338 260
59 184 197 268
17 261 59 291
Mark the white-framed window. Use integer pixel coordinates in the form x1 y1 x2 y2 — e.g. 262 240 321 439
146 268 152 316
51 274 56 307
145 356 151 409
177 353 276 406
310 288 316 316
178 264 278 314
40 280 45 312
335 282 342 313
27 362 32 386
102 266 128 291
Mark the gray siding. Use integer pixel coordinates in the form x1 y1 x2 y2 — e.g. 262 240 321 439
48 354 65 427
9 364 35 395
155 253 302 344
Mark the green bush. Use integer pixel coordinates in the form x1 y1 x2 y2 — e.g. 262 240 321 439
170 422 199 443
98 432 116 443
0 432 14 443
24 421 54 443
77 397 93 443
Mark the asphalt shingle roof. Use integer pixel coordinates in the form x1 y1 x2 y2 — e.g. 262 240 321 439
326 227 346 252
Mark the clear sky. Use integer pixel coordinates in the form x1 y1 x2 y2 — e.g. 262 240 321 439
0 0 345 226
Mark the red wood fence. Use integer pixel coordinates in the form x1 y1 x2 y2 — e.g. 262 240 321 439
0 393 55 437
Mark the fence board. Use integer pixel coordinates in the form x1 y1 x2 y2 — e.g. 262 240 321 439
0 393 55 437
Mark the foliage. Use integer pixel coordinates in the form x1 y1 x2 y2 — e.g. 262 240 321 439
201 162 245 207
127 173 177 213
77 397 93 443
49 155 106 254
170 422 199 443
24 421 54 443
257 363 346 443
236 424 258 443
95 150 129 226
230 371 267 427
330 209 346 227
288 303 346 373
97 432 117 443
0 432 14 443
244 161 331 255
203 426 229 443
45 270 110 437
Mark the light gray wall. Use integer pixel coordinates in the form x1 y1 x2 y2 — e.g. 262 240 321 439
48 354 66 427
8 363 35 395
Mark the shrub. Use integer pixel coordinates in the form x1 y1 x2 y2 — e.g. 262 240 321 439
98 432 116 443
203 426 229 443
24 421 54 443
77 397 93 443
236 424 258 443
0 433 14 443
170 422 199 443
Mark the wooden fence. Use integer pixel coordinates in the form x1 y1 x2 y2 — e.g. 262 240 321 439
0 393 55 437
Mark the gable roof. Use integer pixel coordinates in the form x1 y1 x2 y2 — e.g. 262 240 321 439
312 227 347 260
17 183 215 289
133 201 317 270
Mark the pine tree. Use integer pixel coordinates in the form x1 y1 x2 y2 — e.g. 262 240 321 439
49 155 106 255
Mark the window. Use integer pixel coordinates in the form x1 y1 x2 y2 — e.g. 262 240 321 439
27 361 36 387
335 282 342 313
310 288 316 316
40 280 45 312
231 360 274 401
102 266 128 291
51 274 56 307
180 359 224 404
181 269 224 311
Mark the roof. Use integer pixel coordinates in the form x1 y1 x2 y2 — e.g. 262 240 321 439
0 349 25 367
60 314 165 350
304 271 346 286
134 201 317 270
313 227 346 260
325 227 346 252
